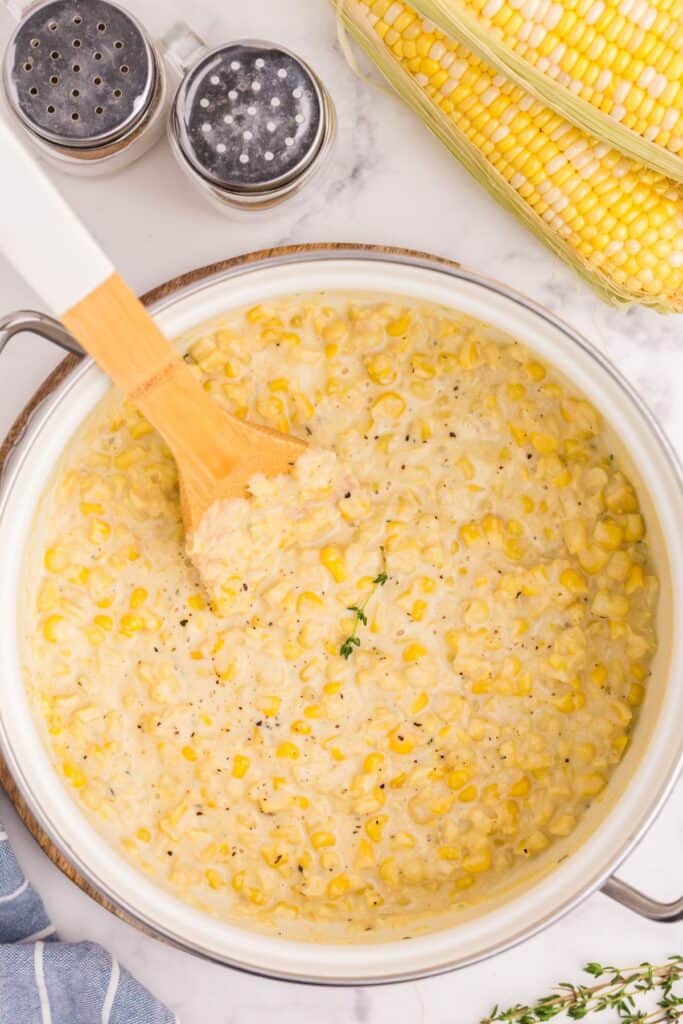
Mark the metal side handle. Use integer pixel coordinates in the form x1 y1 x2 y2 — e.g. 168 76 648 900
159 22 207 77
0 310 82 357
603 875 683 922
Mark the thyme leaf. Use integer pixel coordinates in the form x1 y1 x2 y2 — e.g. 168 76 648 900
339 547 388 659
482 958 683 1024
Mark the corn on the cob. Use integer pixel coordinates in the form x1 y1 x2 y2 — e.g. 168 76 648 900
407 0 683 181
339 0 683 310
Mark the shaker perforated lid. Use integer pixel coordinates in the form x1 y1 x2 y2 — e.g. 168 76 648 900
170 40 329 196
3 0 157 150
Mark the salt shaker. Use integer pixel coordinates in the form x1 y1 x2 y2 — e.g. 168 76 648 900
2 0 168 175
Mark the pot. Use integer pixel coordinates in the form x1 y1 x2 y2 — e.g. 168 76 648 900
0 245 681 984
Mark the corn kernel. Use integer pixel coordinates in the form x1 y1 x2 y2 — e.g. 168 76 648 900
560 568 587 595
612 735 629 760
297 591 323 613
462 847 491 873
509 424 528 446
457 456 476 481
625 565 644 594
627 682 645 707
232 754 250 778
562 520 587 554
276 741 300 760
311 831 335 849
43 614 64 643
445 629 461 653
80 501 104 516
119 614 145 637
88 519 111 544
464 599 489 625
458 784 478 803
624 515 645 541
388 729 415 754
447 769 471 790
411 691 428 714
594 519 624 549
402 642 427 663
520 830 549 854
387 314 411 336
327 874 351 898
205 869 224 890
510 777 531 797
531 432 560 455
548 814 576 837
460 522 482 546
554 691 586 713
130 420 153 439
378 857 399 886
129 587 148 609
591 591 630 619
320 546 346 582
365 815 388 842
525 361 546 382
259 695 282 718
589 663 608 687
364 752 384 772
62 760 86 788
578 772 607 796
372 392 406 418
458 338 481 369
578 545 610 574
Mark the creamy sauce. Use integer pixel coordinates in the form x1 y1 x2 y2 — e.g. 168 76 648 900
24 293 657 938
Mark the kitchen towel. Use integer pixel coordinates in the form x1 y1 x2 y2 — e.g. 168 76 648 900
0 819 177 1023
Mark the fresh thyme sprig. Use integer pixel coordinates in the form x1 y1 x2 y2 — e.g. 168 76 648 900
483 958 683 1024
339 547 388 659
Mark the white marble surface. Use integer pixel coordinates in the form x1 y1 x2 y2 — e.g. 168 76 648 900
0 1 681 1020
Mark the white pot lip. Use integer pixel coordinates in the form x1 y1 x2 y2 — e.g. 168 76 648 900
1 246 682 984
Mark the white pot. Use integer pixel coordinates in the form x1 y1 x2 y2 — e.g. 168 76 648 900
0 246 681 984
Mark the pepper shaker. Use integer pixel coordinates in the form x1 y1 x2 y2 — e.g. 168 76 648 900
162 23 336 215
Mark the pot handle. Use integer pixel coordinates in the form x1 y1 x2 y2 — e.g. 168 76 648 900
0 310 82 357
602 875 683 921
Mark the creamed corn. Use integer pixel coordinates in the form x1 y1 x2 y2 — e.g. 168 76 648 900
23 293 657 937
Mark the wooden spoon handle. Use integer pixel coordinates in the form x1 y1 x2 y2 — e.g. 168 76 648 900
0 117 113 316
0 118 243 490
63 272 249 484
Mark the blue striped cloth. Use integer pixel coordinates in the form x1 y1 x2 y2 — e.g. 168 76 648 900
0 821 178 1023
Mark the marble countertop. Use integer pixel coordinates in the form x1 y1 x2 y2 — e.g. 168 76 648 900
0 1 681 1020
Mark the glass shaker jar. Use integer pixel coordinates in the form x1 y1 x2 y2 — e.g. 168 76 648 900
2 0 168 175
162 23 336 215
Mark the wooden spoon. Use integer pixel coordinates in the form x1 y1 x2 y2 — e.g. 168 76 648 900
0 121 305 534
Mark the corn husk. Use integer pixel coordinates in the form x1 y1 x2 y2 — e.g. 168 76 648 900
409 0 683 182
337 0 683 311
